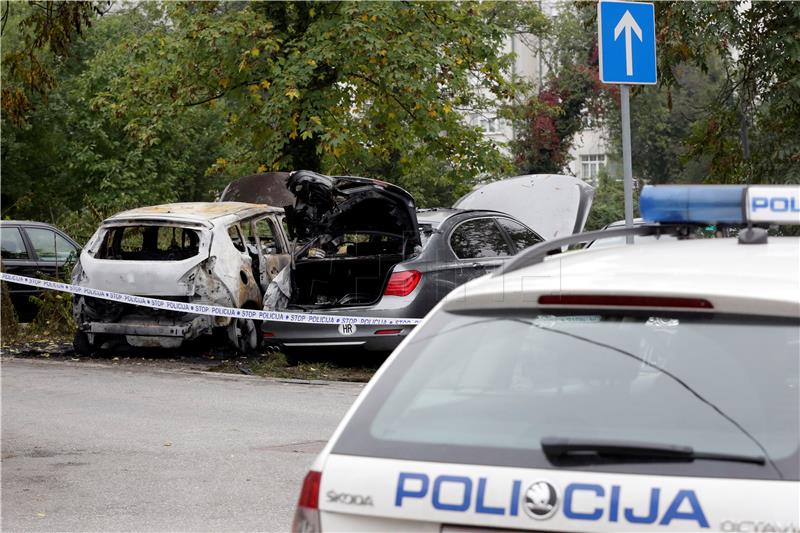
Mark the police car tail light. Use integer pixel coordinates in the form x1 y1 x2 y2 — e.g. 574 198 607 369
538 294 714 309
292 470 321 533
384 270 421 297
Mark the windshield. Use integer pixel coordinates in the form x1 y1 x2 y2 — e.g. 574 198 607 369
334 311 800 480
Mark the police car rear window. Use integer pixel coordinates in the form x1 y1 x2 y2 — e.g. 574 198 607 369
333 311 800 481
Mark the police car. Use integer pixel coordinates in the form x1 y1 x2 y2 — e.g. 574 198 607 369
291 185 800 532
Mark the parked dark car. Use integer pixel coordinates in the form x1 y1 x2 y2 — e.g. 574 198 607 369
0 221 81 321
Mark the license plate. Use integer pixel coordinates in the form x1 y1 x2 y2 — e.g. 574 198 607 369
338 323 357 336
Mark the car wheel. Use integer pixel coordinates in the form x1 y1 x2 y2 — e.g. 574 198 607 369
73 330 94 356
229 317 260 355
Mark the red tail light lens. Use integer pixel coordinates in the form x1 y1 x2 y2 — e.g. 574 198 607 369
538 294 714 309
374 329 403 335
292 470 321 533
384 270 422 297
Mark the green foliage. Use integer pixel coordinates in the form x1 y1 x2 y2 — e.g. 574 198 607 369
2 5 233 230
654 1 800 184
1 1 101 124
512 2 612 175
92 1 545 202
1 282 22 344
29 290 74 337
584 172 639 231
3 1 548 229
605 58 727 185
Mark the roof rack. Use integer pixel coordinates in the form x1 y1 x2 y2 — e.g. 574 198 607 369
495 223 671 276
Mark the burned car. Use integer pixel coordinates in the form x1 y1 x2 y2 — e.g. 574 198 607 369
256 171 593 360
72 202 290 354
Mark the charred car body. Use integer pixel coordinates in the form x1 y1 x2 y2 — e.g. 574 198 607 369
72 202 290 354
258 171 593 358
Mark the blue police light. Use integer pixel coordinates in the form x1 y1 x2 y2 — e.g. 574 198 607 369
639 185 746 224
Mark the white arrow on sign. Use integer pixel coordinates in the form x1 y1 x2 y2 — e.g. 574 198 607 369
614 10 643 76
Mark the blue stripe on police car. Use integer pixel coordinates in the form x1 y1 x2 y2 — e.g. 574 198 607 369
395 472 709 528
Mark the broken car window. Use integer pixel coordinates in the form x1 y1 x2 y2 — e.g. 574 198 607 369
96 226 200 260
255 218 282 254
228 225 246 253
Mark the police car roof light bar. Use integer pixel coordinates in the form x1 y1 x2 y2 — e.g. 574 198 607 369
639 185 746 224
641 184 800 226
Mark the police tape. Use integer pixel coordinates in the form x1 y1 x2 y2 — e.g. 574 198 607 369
0 272 423 326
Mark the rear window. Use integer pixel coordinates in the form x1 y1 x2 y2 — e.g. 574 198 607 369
96 226 201 260
334 310 800 480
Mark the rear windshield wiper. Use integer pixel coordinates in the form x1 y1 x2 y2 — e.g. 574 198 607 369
541 437 766 465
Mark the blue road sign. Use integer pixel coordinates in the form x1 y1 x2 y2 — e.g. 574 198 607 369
598 1 657 84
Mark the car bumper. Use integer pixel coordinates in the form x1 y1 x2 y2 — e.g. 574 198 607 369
80 314 214 348
261 307 420 352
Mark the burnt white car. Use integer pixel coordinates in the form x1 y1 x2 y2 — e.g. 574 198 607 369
72 202 290 354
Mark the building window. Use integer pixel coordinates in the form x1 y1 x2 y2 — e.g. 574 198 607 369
479 116 501 133
581 154 606 183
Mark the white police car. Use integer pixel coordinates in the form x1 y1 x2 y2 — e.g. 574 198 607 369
291 185 800 532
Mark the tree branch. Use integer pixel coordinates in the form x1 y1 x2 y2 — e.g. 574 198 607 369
183 79 256 107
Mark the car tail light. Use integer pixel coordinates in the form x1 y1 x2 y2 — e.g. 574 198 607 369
374 329 402 335
291 470 321 533
262 332 275 338
384 270 421 297
538 294 714 309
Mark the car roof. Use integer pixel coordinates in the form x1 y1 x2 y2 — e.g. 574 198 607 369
104 202 281 226
0 220 64 228
443 237 800 318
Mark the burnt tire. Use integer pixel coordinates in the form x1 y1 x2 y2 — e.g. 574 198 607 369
73 330 94 356
229 317 261 355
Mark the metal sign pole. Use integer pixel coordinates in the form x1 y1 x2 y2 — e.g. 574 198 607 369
620 84 634 244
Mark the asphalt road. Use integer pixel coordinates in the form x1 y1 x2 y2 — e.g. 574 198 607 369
1 359 364 532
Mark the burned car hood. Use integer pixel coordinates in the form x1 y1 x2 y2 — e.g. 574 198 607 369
284 170 421 248
453 174 595 239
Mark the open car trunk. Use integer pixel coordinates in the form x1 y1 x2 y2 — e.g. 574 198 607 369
454 174 595 239
290 254 402 308
284 171 420 309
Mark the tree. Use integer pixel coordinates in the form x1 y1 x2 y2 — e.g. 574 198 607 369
1 1 103 124
655 1 800 184
91 1 547 205
1 4 232 241
511 2 613 175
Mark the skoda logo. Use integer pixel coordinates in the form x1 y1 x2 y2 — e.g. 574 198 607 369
523 480 559 520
